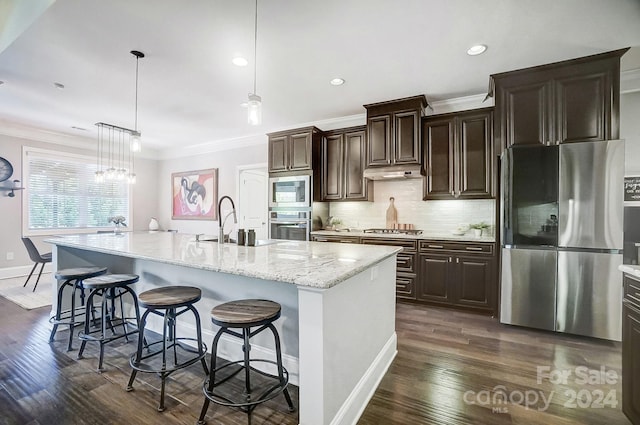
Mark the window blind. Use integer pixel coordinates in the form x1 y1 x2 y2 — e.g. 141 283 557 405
25 149 130 231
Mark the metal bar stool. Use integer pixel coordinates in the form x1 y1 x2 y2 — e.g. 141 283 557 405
49 266 108 351
126 286 208 412
197 299 295 425
77 274 142 371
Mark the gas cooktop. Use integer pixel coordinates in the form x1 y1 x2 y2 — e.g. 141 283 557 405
363 228 423 235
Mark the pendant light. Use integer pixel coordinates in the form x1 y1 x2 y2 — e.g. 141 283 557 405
130 50 144 152
94 50 145 184
247 0 261 125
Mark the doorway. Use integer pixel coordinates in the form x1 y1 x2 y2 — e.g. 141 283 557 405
237 164 268 240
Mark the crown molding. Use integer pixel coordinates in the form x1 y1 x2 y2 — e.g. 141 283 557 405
427 93 494 115
622 68 640 94
158 132 268 160
0 119 160 159
158 113 368 159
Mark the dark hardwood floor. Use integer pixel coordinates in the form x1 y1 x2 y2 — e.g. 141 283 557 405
0 296 631 424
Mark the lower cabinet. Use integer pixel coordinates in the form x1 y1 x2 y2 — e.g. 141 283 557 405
311 234 497 311
418 241 496 314
310 234 360 243
361 238 417 301
623 276 640 425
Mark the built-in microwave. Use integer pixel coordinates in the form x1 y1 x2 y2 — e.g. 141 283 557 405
268 175 311 209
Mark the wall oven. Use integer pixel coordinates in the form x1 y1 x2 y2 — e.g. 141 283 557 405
269 210 311 241
268 175 311 209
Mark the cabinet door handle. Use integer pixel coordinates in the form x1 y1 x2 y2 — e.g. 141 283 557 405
428 245 444 249
465 247 483 251
456 258 459 263
448 257 452 262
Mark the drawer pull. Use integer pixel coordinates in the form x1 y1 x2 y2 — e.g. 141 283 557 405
627 293 640 307
465 247 483 251
428 245 444 249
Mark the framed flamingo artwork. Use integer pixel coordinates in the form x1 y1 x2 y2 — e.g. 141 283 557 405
171 168 218 220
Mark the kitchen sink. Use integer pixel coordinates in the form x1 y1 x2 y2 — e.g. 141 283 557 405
194 237 279 247
194 238 236 243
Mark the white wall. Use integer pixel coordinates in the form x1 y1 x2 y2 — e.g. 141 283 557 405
157 138 268 235
0 133 158 270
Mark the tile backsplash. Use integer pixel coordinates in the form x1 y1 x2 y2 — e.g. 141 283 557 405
327 179 496 236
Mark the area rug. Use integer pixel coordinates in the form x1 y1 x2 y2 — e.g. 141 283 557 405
0 273 53 310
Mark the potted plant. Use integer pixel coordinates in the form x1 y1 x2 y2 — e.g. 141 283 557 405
108 215 127 233
469 222 490 237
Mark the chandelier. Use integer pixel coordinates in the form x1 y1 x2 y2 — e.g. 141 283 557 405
94 50 145 184
94 122 137 184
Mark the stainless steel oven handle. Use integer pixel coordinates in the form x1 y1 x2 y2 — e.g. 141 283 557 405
269 220 309 225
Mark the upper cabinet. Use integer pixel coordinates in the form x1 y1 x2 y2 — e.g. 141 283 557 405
321 126 372 201
268 126 323 173
364 95 428 167
491 48 628 153
423 108 494 199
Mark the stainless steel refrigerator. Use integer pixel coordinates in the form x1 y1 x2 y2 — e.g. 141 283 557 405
500 140 624 341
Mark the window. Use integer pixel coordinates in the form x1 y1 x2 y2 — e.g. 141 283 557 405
23 147 130 235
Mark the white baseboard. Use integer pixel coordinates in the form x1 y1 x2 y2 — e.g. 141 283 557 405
0 264 53 280
330 332 398 425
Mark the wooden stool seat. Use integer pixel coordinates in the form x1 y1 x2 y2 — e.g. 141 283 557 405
55 266 108 281
83 273 139 289
138 286 201 309
211 299 281 327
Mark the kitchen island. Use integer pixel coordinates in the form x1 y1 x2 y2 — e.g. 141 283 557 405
46 232 400 425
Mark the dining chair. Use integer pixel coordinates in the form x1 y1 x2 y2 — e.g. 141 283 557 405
21 237 52 292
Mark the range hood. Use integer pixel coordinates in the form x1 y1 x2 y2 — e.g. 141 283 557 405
362 164 425 180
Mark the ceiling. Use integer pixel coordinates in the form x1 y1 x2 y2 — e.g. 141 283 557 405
1 0 640 157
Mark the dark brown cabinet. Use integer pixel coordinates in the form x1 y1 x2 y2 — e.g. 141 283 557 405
321 126 372 201
364 95 427 167
423 108 493 199
418 241 496 314
310 234 360 243
311 233 497 309
417 251 450 302
492 48 627 153
268 126 322 173
361 238 418 300
622 275 640 425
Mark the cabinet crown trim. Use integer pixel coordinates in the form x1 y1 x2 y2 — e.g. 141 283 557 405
364 95 428 114
489 47 629 81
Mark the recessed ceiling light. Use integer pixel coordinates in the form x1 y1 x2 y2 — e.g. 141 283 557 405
330 78 345 86
54 82 65 89
467 44 487 56
232 56 248 67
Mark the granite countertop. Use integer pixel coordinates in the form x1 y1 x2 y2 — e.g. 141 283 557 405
45 232 401 289
619 264 640 277
311 229 495 243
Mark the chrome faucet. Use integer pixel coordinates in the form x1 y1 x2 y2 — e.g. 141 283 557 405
217 195 237 244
